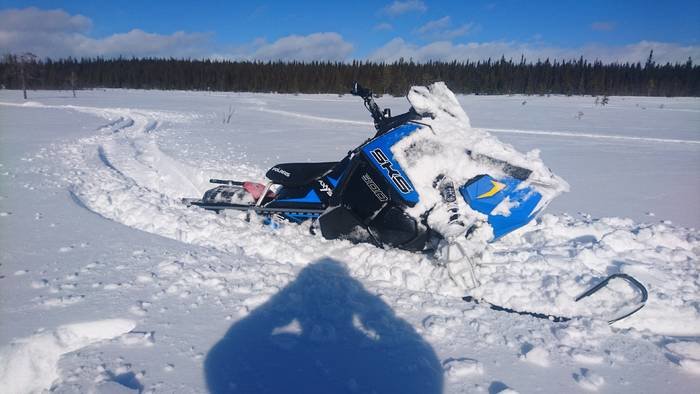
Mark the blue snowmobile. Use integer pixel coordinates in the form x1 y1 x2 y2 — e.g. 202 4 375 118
185 82 543 249
184 82 647 324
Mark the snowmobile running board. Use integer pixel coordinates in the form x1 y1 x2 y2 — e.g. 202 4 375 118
463 273 648 324
181 198 325 215
209 179 245 186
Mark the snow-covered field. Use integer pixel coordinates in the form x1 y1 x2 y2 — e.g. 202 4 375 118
0 89 699 393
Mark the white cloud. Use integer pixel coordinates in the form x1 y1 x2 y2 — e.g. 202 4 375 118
369 38 700 64
79 29 211 58
416 16 451 34
382 1 427 17
0 7 211 58
0 7 353 61
374 23 394 31
415 16 475 39
1 7 697 64
0 7 91 33
246 33 354 62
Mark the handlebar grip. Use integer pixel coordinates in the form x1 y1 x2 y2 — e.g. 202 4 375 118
350 81 372 98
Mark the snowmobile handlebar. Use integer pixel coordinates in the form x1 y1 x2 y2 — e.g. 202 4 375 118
350 81 372 99
351 81 387 133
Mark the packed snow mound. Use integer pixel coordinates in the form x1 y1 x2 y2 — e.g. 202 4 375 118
0 319 135 394
408 83 472 127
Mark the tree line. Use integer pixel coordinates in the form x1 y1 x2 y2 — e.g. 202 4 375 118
1 52 698 96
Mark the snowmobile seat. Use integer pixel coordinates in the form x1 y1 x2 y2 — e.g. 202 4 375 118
266 162 338 187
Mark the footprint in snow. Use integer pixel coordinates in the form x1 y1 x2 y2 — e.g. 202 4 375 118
489 381 519 394
442 357 484 381
120 331 156 347
573 368 605 391
519 346 550 367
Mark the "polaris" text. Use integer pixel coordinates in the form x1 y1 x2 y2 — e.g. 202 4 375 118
270 167 291 177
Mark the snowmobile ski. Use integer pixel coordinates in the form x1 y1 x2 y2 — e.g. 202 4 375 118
463 273 648 324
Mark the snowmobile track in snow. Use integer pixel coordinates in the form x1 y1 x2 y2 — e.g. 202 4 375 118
248 104 700 145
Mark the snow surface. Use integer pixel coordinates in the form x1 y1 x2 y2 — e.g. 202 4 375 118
0 88 699 393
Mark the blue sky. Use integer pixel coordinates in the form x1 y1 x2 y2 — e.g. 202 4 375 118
1 0 698 63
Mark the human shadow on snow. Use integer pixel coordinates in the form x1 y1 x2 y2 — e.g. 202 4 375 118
205 259 443 393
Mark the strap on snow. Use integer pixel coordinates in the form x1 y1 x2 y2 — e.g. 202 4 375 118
462 296 570 322
463 273 648 325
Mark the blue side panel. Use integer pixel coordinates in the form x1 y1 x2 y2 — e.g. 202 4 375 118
327 175 340 187
282 212 322 223
327 157 349 187
460 175 542 239
462 176 521 215
361 123 421 205
276 189 321 204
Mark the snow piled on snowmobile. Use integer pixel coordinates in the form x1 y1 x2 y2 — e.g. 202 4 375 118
393 82 569 240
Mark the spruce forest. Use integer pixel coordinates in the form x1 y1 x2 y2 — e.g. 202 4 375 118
1 52 698 96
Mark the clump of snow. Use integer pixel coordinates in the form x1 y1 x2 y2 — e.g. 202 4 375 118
573 368 605 391
490 196 519 217
519 346 550 367
569 349 604 365
665 341 700 375
0 319 135 394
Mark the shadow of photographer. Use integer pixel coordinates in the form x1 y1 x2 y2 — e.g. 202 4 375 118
205 258 443 393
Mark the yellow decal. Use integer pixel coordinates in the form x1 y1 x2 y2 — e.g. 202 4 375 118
477 180 506 199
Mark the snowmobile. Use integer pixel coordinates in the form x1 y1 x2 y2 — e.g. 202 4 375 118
183 82 544 249
183 82 647 324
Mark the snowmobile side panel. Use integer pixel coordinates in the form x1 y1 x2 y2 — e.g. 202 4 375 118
274 189 322 204
460 175 542 239
361 123 421 206
319 206 379 246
